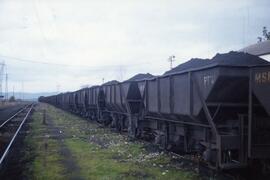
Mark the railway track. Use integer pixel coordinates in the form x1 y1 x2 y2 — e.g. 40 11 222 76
0 103 34 169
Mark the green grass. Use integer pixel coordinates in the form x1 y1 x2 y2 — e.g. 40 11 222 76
30 139 64 180
23 106 65 180
65 138 196 180
44 104 198 180
23 103 198 180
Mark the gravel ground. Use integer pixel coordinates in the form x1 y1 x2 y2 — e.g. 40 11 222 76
0 102 28 124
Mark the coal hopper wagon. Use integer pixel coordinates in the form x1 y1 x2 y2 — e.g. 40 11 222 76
39 51 270 170
135 52 270 169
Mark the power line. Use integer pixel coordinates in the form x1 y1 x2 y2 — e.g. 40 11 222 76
0 54 157 70
0 54 78 67
32 0 48 59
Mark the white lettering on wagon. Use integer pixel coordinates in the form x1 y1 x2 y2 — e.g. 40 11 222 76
203 75 215 87
255 71 270 84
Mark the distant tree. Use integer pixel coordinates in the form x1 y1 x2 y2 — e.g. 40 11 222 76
9 96 15 102
259 26 270 42
263 27 270 40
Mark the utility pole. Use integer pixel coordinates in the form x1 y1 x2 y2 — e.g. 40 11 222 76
21 82 24 101
168 55 176 69
5 73 8 101
0 61 5 100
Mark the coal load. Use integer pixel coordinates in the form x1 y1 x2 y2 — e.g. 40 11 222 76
126 73 155 81
211 51 269 66
164 51 269 75
164 58 209 75
102 80 119 86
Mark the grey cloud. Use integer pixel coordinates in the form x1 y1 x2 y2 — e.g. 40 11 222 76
0 0 269 92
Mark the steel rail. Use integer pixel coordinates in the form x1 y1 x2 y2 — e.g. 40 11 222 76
0 104 31 128
0 104 34 166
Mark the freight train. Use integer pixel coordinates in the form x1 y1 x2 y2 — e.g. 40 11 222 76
39 51 270 170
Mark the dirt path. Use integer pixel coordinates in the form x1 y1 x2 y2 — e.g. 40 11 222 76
45 113 84 180
12 104 86 180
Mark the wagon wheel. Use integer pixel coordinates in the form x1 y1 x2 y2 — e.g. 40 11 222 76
116 119 122 132
157 123 169 150
103 116 112 127
128 116 138 139
96 109 104 125
160 133 168 150
96 106 104 123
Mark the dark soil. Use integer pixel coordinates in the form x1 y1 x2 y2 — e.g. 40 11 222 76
0 103 26 124
0 110 34 180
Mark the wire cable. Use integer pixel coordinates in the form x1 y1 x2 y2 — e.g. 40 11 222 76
0 54 157 70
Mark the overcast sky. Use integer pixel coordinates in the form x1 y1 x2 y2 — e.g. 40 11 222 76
0 0 269 93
